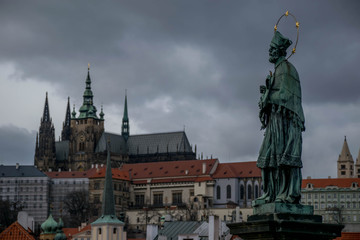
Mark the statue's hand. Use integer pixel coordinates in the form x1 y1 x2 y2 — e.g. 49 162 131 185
260 85 266 94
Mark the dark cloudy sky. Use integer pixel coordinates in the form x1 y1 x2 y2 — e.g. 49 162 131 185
0 0 359 178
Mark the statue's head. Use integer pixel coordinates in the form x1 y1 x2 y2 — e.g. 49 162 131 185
269 31 292 63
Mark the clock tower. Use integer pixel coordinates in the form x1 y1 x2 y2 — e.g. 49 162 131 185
69 66 105 171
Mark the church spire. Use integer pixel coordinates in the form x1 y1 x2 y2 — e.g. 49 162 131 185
78 65 98 119
121 91 129 141
102 140 116 216
42 92 51 123
61 97 71 141
337 136 354 178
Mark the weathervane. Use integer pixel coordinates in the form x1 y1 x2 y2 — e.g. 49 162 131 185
274 10 299 59
88 63 90 70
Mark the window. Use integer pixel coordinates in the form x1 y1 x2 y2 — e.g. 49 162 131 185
247 185 252 199
113 228 117 234
190 190 194 197
340 165 345 169
98 228 101 235
226 185 231 199
135 194 145 206
255 185 259 198
341 171 346 175
94 181 100 190
240 185 244 199
172 192 182 204
153 193 163 206
40 195 43 201
216 186 221 200
94 194 100 204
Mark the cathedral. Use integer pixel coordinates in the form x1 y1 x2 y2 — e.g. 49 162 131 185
34 67 196 171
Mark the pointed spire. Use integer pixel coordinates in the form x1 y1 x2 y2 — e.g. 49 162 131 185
122 90 130 141
78 65 98 119
42 92 51 123
339 136 353 162
100 105 104 120
64 97 71 126
356 148 360 165
102 140 116 216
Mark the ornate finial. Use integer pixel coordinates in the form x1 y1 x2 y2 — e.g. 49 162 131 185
296 21 299 28
88 63 90 70
292 48 296 54
274 25 277 31
285 11 289 16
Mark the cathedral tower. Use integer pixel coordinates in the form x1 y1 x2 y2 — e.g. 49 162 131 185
34 92 56 171
69 66 104 171
337 136 354 178
355 149 360 178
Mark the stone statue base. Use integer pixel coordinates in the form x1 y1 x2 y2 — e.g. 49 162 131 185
227 203 343 240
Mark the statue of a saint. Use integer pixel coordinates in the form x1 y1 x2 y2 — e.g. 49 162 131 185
254 31 305 206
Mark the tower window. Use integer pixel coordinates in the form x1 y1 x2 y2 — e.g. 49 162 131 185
341 171 346 175
113 228 117 234
340 165 345 169
98 228 101 234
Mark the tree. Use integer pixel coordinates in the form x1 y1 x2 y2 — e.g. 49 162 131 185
0 200 23 232
64 190 90 227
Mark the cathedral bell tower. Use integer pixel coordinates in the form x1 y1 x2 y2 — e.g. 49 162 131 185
34 92 56 171
69 65 105 171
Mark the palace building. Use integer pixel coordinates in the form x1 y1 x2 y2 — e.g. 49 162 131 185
34 67 196 172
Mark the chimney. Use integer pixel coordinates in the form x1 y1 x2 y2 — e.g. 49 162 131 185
307 176 311 179
16 163 19 170
202 162 206 174
49 168 52 172
185 170 189 175
58 168 61 172
146 224 158 240
95 164 98 169
208 215 220 240
91 164 94 168
69 168 71 172
328 176 331 179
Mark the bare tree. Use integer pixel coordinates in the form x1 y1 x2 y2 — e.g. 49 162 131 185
64 190 90 227
0 200 23 232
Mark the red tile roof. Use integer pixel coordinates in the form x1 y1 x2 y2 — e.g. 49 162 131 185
121 159 218 179
211 162 260 178
63 224 91 239
334 232 360 240
88 166 130 180
45 167 99 178
0 221 36 240
302 178 360 189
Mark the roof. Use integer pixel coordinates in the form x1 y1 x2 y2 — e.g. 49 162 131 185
302 178 360 189
211 162 261 179
45 170 92 179
156 221 201 240
0 165 47 178
88 167 130 180
338 137 354 162
0 221 36 240
120 159 217 180
334 232 360 240
95 131 193 155
55 141 69 162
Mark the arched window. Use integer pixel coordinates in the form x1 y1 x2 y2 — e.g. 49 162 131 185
240 185 244 199
227 185 231 199
255 185 259 198
247 185 252 199
216 186 221 199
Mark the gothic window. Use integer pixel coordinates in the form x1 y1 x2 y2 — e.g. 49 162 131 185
247 185 252 200
172 192 182 204
226 185 231 199
240 185 244 199
216 186 221 200
255 185 259 198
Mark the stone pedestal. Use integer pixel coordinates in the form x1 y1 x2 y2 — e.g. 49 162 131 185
227 203 343 240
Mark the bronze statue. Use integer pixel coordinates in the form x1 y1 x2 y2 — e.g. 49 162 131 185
253 30 305 206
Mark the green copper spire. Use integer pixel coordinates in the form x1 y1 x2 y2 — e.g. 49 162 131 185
100 105 104 120
102 140 116 216
121 91 129 141
78 65 99 119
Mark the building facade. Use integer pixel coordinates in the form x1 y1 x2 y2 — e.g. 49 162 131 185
211 162 261 208
34 67 196 172
301 178 360 231
0 164 50 231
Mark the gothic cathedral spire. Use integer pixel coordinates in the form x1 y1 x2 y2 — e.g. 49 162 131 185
121 91 129 141
61 97 71 141
78 66 98 119
34 92 56 171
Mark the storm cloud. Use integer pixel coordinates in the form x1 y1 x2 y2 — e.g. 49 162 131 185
0 0 359 178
